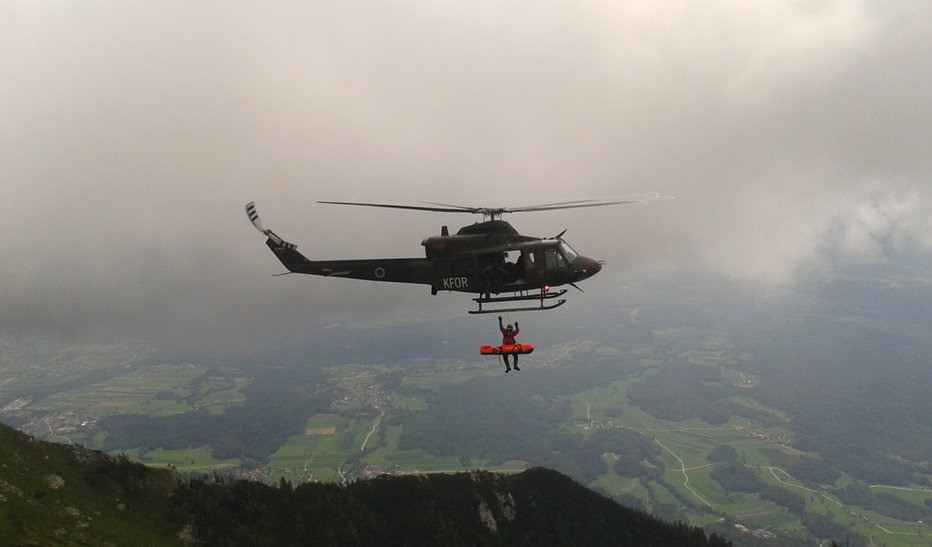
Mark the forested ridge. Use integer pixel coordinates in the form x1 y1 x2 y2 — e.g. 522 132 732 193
176 468 732 546
0 422 731 546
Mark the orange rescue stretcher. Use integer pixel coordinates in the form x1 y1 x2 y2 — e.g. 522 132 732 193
480 343 534 356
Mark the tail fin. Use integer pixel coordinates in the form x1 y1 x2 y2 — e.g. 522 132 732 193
246 201 314 273
245 201 297 250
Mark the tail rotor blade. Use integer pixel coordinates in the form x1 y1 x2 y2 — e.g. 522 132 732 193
245 201 297 250
245 202 268 234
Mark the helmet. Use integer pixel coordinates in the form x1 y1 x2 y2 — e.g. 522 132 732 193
507 325 514 331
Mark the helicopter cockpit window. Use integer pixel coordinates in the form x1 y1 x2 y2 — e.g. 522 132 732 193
544 247 566 269
559 242 578 264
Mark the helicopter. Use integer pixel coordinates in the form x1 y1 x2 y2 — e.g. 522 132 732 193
245 196 664 314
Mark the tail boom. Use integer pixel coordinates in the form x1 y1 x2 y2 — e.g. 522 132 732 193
266 238 432 284
249 201 433 286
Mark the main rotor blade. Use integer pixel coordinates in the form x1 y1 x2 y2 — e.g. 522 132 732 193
505 200 636 213
506 193 673 213
508 195 666 211
421 199 596 211
318 193 672 217
420 201 484 211
317 201 477 214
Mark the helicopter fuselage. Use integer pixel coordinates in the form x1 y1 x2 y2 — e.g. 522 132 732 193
248 201 607 313
262 220 600 293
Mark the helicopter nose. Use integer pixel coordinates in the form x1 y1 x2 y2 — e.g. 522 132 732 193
578 256 601 279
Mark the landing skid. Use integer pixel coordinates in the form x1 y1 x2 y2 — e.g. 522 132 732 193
468 289 568 314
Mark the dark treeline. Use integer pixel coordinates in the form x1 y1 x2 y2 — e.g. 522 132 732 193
707 444 738 463
174 468 733 546
711 462 763 493
398 359 655 483
759 485 806 515
2 423 733 546
625 364 783 427
801 515 868 547
711 462 805 515
99 364 331 464
836 481 928 522
783 455 841 485
600 276 932 492
396 375 572 465
734 318 932 486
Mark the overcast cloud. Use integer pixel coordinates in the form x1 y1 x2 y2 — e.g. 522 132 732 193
2 1 931 352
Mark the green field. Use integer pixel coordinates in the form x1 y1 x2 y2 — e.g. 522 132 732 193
3 332 931 546
555 363 932 546
143 447 241 473
38 364 203 418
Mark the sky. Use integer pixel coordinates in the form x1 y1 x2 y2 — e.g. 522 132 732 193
2 1 931 354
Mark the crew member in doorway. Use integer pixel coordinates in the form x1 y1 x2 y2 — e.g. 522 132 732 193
498 316 520 372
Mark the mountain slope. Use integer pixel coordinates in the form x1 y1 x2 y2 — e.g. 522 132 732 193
0 422 181 545
0 422 730 546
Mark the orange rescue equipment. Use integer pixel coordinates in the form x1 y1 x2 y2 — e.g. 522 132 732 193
480 343 534 355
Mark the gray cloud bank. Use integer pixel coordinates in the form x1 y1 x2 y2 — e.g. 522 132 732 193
2 1 931 352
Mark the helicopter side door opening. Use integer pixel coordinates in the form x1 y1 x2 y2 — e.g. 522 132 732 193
479 252 523 293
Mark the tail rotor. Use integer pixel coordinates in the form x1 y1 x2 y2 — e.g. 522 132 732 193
245 202 297 250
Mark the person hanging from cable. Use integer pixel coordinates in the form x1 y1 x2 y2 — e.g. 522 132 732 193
498 316 520 372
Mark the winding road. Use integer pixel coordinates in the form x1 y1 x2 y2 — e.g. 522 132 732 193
360 410 384 451
654 438 712 508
